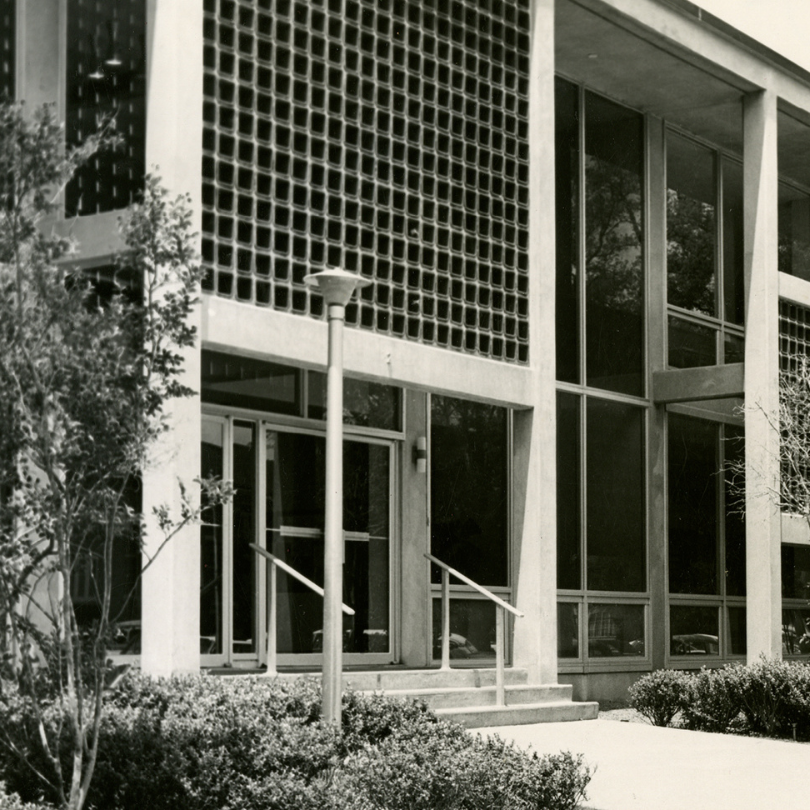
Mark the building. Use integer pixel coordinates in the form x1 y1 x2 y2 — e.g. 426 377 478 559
9 0 810 709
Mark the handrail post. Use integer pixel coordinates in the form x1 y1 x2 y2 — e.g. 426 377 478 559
266 561 277 675
495 606 505 706
441 567 450 670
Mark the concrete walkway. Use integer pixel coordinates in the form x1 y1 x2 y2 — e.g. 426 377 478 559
485 719 808 810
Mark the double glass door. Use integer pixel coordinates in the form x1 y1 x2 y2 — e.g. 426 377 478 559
201 416 394 667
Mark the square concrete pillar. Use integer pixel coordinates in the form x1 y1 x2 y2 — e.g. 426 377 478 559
511 0 556 685
140 0 204 676
400 391 430 666
743 89 782 662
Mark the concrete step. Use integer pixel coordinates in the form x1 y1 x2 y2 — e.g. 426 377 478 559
375 683 575 710
436 700 600 729
276 667 529 692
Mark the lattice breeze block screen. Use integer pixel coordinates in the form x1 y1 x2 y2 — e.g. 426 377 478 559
780 299 810 373
0 0 13 101
202 0 530 363
66 0 146 217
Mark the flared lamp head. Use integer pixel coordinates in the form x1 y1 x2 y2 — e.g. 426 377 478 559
304 268 371 308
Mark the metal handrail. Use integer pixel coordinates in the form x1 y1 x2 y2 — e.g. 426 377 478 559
426 553 524 707
251 543 355 675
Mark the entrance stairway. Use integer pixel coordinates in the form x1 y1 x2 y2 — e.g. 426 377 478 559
279 667 598 729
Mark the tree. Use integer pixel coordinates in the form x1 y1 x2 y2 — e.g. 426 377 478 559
0 102 230 810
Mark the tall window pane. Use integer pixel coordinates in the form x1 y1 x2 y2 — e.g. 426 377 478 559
586 399 646 592
431 396 508 587
66 0 146 215
556 78 580 384
723 160 745 326
668 414 718 595
667 134 717 317
557 392 581 589
778 183 810 281
724 425 746 597
200 418 224 655
232 421 256 654
584 93 645 396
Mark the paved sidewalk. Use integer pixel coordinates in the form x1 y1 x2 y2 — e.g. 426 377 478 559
484 718 807 810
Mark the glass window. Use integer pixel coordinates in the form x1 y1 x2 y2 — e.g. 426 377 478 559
558 602 580 659
782 608 810 656
66 0 146 215
586 399 646 592
430 396 509 586
670 605 719 656
728 607 746 656
782 545 810 600
667 134 717 318
778 183 810 281
72 477 142 654
432 599 496 661
668 414 718 595
557 392 581 590
232 421 257 653
587 604 644 657
202 350 301 415
724 425 746 597
723 160 745 326
668 316 717 368
200 418 224 655
308 371 402 430
585 92 645 396
555 77 580 385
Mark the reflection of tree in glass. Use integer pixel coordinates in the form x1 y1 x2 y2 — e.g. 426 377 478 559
667 189 716 315
585 156 643 314
430 396 508 586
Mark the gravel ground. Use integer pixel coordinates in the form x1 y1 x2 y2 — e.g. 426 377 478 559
598 707 647 723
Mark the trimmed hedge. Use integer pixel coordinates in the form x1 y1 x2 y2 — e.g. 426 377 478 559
0 674 591 810
628 660 810 739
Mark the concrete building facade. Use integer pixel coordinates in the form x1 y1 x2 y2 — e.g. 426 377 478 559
11 0 810 704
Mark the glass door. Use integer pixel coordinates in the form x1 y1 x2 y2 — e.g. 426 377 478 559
200 416 395 667
266 428 394 665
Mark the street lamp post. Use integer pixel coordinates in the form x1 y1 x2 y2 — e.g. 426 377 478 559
304 268 370 726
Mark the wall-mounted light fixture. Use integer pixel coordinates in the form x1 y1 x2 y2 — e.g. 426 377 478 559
413 435 427 474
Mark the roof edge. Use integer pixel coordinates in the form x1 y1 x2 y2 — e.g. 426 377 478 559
660 0 810 88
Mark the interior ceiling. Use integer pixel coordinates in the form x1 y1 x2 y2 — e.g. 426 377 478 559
555 0 751 155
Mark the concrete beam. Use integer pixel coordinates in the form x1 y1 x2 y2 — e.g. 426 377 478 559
782 514 810 547
779 270 810 309
651 364 744 403
202 296 535 409
743 89 782 662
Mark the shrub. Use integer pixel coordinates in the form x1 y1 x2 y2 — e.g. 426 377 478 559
737 658 810 739
680 666 744 733
333 722 590 810
0 673 592 810
628 669 689 727
0 784 52 810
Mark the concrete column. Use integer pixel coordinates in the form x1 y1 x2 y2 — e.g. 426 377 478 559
400 390 429 666
511 0 556 685
140 0 203 675
646 115 668 671
743 89 782 662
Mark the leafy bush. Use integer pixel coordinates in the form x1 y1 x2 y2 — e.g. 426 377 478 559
0 783 52 810
628 669 689 727
335 725 589 810
680 666 744 733
736 658 810 739
0 673 591 810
